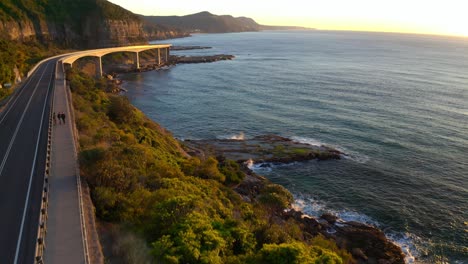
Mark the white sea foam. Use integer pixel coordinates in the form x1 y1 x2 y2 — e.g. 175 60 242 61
244 159 254 170
291 136 324 147
248 161 300 174
230 132 245 140
292 194 421 264
386 233 422 264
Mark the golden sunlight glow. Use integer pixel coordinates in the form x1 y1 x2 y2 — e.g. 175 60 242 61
109 0 468 37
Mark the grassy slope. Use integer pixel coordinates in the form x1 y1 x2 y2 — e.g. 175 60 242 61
69 69 354 264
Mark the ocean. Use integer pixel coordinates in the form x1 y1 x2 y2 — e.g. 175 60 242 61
120 31 468 263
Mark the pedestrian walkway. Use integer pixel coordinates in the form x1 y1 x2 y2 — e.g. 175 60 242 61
44 77 86 264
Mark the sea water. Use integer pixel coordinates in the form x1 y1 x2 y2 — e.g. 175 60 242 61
121 31 468 263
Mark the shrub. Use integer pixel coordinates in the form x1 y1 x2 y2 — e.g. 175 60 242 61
219 160 245 184
107 95 135 124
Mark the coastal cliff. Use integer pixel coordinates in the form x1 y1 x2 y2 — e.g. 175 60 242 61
0 0 187 48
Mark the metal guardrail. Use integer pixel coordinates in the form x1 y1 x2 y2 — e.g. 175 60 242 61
33 76 54 264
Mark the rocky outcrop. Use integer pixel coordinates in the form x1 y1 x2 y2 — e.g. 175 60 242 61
287 210 405 263
233 170 405 263
184 134 343 164
169 54 235 64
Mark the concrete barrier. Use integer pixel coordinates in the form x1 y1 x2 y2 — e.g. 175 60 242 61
27 54 65 78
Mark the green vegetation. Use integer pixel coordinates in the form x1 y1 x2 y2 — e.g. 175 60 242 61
0 0 138 23
0 38 63 100
69 69 353 263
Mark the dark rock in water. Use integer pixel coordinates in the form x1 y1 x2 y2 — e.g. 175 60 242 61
170 46 212 50
334 221 405 264
320 212 338 224
184 134 343 165
169 54 235 64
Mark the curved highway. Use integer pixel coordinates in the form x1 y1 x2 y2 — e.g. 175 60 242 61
0 59 57 263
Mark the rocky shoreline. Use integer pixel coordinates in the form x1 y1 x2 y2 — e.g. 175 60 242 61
185 135 406 263
235 171 405 264
107 55 407 263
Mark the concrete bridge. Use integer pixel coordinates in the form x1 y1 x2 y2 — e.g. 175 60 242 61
59 44 171 77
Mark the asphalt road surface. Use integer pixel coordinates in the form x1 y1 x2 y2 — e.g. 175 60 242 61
0 59 57 263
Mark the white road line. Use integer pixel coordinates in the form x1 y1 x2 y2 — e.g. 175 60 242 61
0 62 51 177
13 62 54 264
0 63 45 125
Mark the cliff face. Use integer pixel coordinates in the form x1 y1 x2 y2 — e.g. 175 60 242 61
0 0 187 49
82 18 147 48
0 18 140 48
142 20 190 40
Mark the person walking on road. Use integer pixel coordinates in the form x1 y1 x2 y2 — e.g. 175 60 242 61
62 112 66 124
53 112 57 125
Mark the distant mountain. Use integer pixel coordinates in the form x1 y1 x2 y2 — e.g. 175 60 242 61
142 11 312 34
142 11 259 33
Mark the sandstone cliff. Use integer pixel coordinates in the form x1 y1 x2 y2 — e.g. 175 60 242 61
0 0 187 48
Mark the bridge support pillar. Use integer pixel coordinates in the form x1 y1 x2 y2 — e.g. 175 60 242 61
158 48 161 65
97 56 103 77
135 52 140 69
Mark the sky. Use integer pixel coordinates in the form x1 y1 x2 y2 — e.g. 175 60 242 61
108 0 468 37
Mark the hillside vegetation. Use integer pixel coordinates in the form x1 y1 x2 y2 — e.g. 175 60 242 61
143 11 260 33
0 39 65 99
69 69 353 263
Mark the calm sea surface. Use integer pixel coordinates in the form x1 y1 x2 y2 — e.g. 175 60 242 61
121 31 468 263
